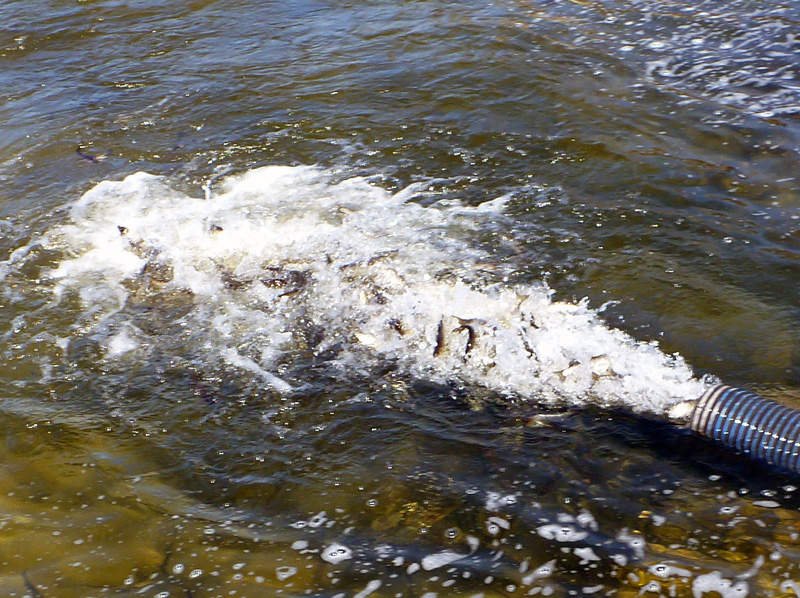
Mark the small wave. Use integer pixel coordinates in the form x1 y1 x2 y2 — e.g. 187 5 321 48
517 0 800 121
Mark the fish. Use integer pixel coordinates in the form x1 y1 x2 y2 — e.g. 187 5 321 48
75 146 107 163
22 570 43 598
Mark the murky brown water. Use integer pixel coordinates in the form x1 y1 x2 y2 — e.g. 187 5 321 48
2 1 800 596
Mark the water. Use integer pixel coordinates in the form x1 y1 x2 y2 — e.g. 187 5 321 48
2 0 800 596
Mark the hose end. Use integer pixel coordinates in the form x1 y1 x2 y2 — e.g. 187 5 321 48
687 384 800 473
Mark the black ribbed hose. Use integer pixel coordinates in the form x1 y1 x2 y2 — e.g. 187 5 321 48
687 385 800 472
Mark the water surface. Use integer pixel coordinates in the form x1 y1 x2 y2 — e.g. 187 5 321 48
2 1 800 596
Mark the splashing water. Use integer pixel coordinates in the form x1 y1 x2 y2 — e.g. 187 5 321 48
29 165 707 414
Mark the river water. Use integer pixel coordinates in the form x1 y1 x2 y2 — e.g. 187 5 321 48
2 1 800 596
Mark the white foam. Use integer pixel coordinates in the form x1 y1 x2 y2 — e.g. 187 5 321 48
649 562 692 579
521 559 557 585
616 529 646 560
421 550 465 571
353 580 382 598
485 493 519 512
535 524 588 543
321 543 352 565
486 516 510 536
574 547 600 563
291 540 309 551
34 165 707 414
780 581 800 596
275 566 297 581
105 327 140 358
692 571 748 598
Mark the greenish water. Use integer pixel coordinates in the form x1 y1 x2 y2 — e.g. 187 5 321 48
2 1 800 596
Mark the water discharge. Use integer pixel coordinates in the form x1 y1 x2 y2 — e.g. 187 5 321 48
30 165 708 416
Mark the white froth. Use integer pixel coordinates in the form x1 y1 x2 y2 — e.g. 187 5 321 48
485 493 519 512
275 566 297 581
105 327 139 358
421 550 465 571
353 580 382 598
486 516 510 536
321 543 352 565
574 547 600 563
291 540 309 551
649 562 692 579
692 571 748 598
521 559 556 585
535 524 588 543
616 530 646 560
38 165 707 414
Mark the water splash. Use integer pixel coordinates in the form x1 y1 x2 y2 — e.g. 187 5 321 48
36 165 706 414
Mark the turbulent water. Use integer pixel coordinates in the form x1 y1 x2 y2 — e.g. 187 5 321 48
2 1 800 597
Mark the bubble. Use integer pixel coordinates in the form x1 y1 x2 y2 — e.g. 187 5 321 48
276 566 297 581
308 511 328 528
536 524 588 542
522 559 557 585
486 517 510 536
576 510 598 531
421 550 465 571
321 543 353 565
692 571 748 598
574 547 600 562
353 579 382 598
291 540 309 550
617 530 646 559
643 581 661 593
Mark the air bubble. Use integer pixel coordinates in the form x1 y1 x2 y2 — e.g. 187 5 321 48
276 566 297 581
321 543 353 565
292 540 309 550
